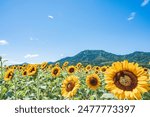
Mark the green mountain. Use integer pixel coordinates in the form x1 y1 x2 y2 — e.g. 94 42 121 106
55 50 150 68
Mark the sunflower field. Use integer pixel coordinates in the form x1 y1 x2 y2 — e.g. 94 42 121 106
0 59 150 100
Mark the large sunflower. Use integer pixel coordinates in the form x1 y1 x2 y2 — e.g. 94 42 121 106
105 60 149 100
27 65 37 76
4 69 14 81
67 66 76 74
86 73 101 90
51 66 61 77
61 75 80 98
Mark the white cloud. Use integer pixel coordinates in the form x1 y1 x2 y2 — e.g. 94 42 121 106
30 37 33 41
141 0 150 6
0 40 8 45
48 15 54 19
127 12 136 21
24 54 39 59
30 37 39 41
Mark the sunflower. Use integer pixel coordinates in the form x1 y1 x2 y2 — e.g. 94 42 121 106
76 62 82 68
48 64 53 70
27 65 37 76
95 70 99 74
4 69 14 81
61 75 80 98
85 65 92 71
63 61 69 67
105 60 149 100
93 66 100 71
5 66 9 70
51 66 61 77
13 66 17 69
22 64 27 67
67 66 76 74
19 66 23 70
41 62 48 70
101 66 107 72
22 70 27 77
86 73 101 90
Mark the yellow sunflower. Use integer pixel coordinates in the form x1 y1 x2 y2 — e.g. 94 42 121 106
101 66 107 72
22 70 27 77
105 60 149 100
93 66 100 71
63 61 69 67
41 62 48 70
86 73 101 90
5 66 9 70
27 65 37 76
48 64 53 70
4 69 14 81
76 62 82 68
61 75 80 98
85 64 92 71
51 66 61 77
22 64 27 67
67 66 76 74
95 70 99 74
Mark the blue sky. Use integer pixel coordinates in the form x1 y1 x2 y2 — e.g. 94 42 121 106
0 0 150 65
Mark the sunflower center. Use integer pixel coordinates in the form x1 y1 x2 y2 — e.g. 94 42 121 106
96 67 99 70
66 82 75 92
8 72 12 78
113 70 137 91
87 66 90 70
119 75 132 86
23 71 27 75
69 68 74 73
90 77 98 86
95 71 99 74
30 67 35 72
101 68 106 72
53 69 58 75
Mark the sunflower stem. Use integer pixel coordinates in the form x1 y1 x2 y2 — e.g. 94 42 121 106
95 90 98 100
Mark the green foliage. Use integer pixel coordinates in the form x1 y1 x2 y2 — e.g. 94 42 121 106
56 50 150 67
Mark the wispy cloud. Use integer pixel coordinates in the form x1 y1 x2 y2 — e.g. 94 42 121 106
141 0 150 7
0 40 8 45
48 15 54 19
24 54 39 59
127 12 136 21
30 37 39 41
60 54 64 57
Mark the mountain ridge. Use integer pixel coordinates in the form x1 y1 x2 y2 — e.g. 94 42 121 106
55 50 150 68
